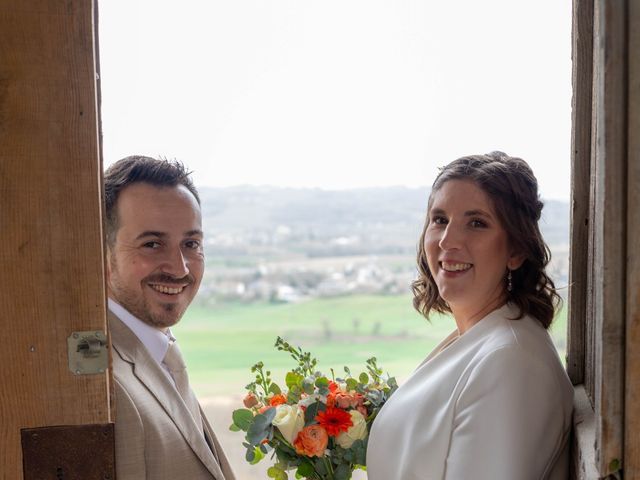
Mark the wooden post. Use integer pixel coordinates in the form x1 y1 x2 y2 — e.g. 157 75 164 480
0 1 112 478
592 0 627 475
624 0 640 476
568 0 594 386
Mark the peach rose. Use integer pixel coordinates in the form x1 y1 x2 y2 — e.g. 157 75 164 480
294 425 329 457
243 393 259 408
333 391 363 409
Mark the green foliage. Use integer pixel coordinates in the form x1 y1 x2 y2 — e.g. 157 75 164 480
229 334 400 479
286 372 303 389
247 408 276 446
275 336 319 377
296 462 315 478
303 401 326 425
249 445 266 465
267 465 288 480
231 408 253 432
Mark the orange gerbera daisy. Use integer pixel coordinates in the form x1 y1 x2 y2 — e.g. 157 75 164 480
315 407 353 437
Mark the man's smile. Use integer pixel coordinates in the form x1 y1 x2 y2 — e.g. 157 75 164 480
149 283 187 295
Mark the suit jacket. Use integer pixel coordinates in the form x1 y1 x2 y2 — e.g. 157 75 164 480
109 311 236 480
367 303 574 480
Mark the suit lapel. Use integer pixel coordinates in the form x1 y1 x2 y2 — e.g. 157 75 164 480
109 312 226 480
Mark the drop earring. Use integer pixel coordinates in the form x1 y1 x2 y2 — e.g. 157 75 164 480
507 269 513 292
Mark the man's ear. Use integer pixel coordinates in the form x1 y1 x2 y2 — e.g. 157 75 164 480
105 247 113 279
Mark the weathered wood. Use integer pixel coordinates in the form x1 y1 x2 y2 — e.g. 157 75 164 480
592 0 627 475
571 386 600 479
624 0 640 475
0 1 110 479
568 0 595 386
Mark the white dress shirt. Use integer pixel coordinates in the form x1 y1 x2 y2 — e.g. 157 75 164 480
367 303 574 480
108 298 176 384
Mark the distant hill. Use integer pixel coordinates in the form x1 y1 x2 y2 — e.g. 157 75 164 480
200 185 569 254
196 186 570 303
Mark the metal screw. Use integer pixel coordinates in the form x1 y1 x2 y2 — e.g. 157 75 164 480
98 368 105 373
73 333 79 339
75 369 82 374
29 345 35 352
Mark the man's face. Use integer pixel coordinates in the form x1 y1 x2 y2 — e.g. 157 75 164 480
107 182 204 330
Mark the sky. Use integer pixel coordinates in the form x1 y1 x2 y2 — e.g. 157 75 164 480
99 0 572 200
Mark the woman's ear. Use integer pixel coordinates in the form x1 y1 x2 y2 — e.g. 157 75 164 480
507 252 526 271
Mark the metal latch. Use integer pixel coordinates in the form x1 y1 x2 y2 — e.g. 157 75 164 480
67 331 108 375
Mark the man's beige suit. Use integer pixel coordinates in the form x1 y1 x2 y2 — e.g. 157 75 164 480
109 311 235 480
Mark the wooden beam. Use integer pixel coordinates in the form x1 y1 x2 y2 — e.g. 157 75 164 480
571 386 600 479
568 0 595 386
592 0 627 475
624 0 640 476
0 1 110 478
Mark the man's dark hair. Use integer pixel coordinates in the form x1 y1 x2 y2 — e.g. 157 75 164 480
104 155 200 247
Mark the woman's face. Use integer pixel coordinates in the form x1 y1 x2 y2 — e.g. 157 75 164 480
424 179 523 324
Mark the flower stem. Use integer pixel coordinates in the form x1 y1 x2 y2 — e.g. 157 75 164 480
322 456 334 479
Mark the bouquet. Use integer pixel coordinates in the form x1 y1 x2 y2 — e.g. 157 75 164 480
230 337 397 480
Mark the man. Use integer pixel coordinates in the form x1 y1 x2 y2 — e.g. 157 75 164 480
105 156 235 480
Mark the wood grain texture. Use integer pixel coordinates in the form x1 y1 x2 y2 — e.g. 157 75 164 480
624 0 640 475
0 1 109 479
592 0 627 475
568 0 595 386
571 386 600 480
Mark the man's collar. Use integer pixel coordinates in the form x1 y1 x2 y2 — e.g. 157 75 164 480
107 298 174 366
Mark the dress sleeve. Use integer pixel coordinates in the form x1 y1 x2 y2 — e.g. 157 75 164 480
113 378 147 479
444 346 565 480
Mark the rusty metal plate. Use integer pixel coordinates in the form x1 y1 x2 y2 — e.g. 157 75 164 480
21 424 115 480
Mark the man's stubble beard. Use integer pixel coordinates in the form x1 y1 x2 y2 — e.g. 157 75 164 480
108 257 188 329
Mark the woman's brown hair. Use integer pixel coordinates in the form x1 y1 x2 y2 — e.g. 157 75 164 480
412 151 561 328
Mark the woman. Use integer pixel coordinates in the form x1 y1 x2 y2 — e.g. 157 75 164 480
367 152 573 480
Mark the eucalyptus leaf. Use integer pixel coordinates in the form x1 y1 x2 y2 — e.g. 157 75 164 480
314 458 328 475
350 439 367 465
232 408 254 432
286 372 303 389
346 378 358 391
334 464 351 480
302 377 316 395
304 401 326 425
247 408 276 446
267 466 288 480
245 447 256 462
229 423 241 432
358 372 369 384
269 383 282 395
296 462 315 477
250 445 266 465
315 377 329 388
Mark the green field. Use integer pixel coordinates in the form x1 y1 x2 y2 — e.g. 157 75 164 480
173 295 568 397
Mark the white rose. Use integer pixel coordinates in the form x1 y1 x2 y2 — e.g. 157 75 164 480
272 404 304 444
335 410 368 449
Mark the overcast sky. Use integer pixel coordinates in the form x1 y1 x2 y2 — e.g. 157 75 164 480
99 1 572 199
